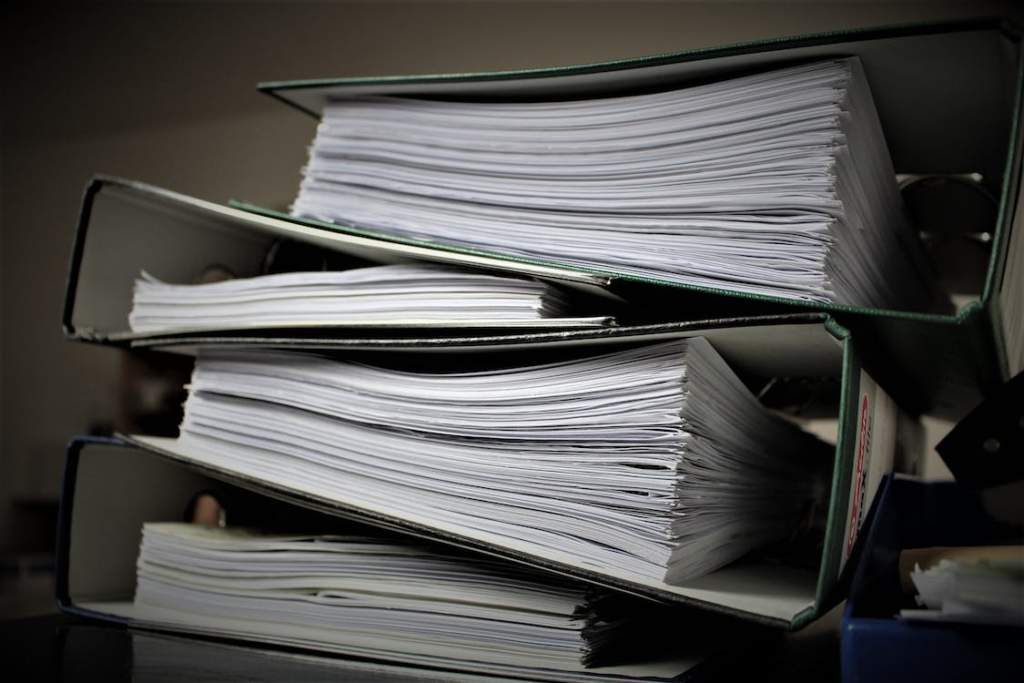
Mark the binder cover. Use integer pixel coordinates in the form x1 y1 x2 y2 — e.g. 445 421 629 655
114 316 903 630
61 176 616 346
253 18 1024 418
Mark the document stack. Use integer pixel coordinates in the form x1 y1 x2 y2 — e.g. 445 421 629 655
132 522 707 681
128 264 610 333
61 440 729 681
55 17 1024 681
292 58 946 313
170 337 832 585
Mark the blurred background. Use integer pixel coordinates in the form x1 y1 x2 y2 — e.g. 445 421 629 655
2 0 1023 619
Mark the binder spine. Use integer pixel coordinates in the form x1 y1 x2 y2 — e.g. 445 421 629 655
62 178 107 343
55 436 132 625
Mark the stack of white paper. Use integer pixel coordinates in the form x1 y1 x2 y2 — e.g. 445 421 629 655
128 264 609 333
174 338 832 586
133 523 700 680
901 555 1024 626
292 58 945 312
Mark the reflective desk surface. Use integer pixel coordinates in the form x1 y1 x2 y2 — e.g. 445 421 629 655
1 611 841 682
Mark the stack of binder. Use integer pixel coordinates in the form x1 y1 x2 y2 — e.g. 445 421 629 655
57 17 1023 680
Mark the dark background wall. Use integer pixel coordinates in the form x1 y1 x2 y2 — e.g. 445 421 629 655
1 0 1021 565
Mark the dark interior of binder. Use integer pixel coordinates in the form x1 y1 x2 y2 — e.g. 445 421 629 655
62 442 421 618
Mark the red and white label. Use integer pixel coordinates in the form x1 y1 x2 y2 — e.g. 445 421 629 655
846 393 870 557
838 373 897 579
